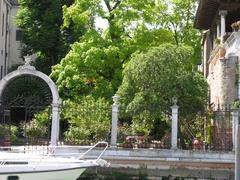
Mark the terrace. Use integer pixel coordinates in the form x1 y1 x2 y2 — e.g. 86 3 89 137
195 0 240 77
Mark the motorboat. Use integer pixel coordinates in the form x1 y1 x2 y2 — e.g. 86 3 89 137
0 142 109 180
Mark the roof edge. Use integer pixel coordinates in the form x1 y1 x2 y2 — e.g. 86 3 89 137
194 0 220 30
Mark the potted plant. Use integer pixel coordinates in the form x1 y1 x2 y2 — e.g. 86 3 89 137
137 141 150 149
232 99 240 109
231 22 239 32
237 21 240 29
214 38 220 46
122 135 135 149
122 140 134 148
152 140 162 149
0 124 10 148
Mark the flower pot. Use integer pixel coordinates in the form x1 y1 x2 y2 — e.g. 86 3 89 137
3 136 11 146
122 142 133 149
153 143 162 149
137 142 150 149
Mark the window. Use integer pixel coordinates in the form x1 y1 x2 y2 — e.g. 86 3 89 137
7 176 19 180
16 30 23 41
2 13 4 36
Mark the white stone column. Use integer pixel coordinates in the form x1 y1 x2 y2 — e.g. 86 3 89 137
217 22 220 38
111 95 118 148
171 97 179 150
233 110 239 151
50 100 61 146
219 10 228 44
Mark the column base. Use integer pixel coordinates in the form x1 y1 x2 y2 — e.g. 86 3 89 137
171 146 178 150
110 145 117 149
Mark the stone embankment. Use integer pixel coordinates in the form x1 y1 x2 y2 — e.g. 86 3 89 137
56 147 235 179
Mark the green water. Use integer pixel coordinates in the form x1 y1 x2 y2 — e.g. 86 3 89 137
77 169 218 180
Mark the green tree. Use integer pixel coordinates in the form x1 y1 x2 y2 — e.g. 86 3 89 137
16 0 84 74
117 44 208 139
161 0 201 65
62 96 111 144
51 0 174 100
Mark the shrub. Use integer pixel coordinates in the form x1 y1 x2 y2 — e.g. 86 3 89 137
62 96 111 144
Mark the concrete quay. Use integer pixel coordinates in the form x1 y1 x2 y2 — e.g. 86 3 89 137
55 147 235 179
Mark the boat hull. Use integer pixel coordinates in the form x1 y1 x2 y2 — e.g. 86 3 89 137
0 167 86 180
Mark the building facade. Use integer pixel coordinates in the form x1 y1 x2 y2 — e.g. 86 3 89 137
195 0 240 110
0 0 22 79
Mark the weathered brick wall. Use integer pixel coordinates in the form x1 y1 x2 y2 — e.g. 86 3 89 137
208 55 238 110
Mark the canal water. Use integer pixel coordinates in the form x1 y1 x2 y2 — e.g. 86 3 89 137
78 168 226 180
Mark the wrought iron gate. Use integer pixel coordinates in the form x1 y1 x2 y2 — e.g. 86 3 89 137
212 109 233 151
0 75 52 145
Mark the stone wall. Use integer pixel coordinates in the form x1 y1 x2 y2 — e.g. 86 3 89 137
208 54 238 110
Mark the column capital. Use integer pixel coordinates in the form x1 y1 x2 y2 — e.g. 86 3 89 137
219 10 228 16
52 99 62 108
112 95 118 105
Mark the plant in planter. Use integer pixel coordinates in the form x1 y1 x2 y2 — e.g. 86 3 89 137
0 124 11 147
232 99 240 109
237 21 240 29
0 124 9 137
152 140 162 149
24 119 48 144
231 22 239 32
122 141 134 149
136 135 151 149
214 38 220 45
161 132 171 149
122 135 136 149
137 141 151 149
118 123 132 143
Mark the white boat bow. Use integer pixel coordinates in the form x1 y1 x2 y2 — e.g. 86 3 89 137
0 141 109 180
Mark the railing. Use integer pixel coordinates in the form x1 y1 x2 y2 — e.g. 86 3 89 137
20 141 109 160
209 32 240 64
78 141 108 160
0 141 109 166
223 31 240 50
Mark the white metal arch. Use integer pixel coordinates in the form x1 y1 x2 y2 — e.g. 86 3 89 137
0 64 61 146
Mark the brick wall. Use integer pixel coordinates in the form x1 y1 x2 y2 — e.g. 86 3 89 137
208 52 238 109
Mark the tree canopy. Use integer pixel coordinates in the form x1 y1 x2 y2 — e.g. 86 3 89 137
117 43 208 137
14 0 208 143
16 0 84 74
51 0 180 100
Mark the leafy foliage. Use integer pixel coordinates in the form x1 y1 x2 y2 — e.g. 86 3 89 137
51 0 175 99
61 96 111 144
24 108 50 143
161 0 201 65
16 0 207 143
0 124 18 142
16 0 84 74
117 44 208 137
51 30 123 99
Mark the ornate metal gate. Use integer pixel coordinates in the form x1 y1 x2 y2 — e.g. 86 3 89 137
0 75 52 145
212 108 233 151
